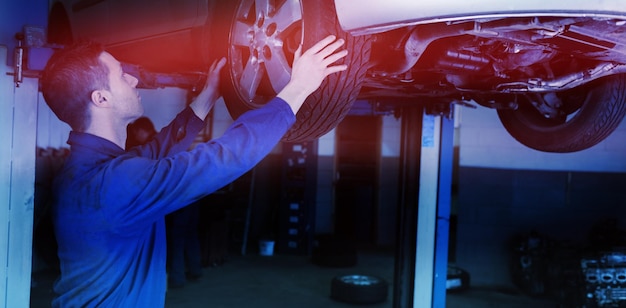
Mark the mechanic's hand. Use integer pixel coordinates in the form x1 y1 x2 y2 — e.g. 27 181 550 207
190 57 227 120
277 35 348 114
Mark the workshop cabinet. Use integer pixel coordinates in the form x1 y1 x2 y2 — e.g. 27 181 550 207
277 141 317 254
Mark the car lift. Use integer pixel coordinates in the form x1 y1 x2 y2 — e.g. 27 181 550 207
393 104 454 308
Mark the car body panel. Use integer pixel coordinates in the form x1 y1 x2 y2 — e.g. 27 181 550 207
334 0 626 35
53 0 211 72
64 0 111 42
63 0 204 44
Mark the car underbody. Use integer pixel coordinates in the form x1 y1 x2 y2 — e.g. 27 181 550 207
47 0 626 152
362 16 626 106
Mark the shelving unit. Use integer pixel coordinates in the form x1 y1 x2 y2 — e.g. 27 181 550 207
277 141 318 255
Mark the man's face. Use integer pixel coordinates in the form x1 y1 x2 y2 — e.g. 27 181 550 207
99 52 143 121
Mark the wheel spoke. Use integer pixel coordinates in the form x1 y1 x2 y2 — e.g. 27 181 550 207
239 56 264 101
254 0 271 20
264 47 291 93
231 20 253 48
238 0 255 20
270 0 302 33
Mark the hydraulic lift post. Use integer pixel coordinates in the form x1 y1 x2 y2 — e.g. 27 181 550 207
394 104 454 307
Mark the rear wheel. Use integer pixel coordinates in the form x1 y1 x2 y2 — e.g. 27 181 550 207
221 0 371 141
497 74 626 152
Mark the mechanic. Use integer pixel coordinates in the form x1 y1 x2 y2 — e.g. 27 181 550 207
39 35 347 307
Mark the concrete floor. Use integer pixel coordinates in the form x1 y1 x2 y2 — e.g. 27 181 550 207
30 250 558 308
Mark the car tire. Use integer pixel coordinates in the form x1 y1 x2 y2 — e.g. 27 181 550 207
219 0 372 142
330 274 388 304
497 74 626 153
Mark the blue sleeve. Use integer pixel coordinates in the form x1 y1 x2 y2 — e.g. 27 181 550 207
128 107 205 159
102 98 296 233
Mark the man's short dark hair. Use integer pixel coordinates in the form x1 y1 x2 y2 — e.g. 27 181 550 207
40 41 110 132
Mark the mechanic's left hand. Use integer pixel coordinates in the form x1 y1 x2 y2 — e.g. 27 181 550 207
277 35 348 114
190 57 227 120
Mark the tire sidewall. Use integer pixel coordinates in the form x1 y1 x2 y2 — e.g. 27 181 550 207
497 74 626 152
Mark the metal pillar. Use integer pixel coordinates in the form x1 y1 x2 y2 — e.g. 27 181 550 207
1 44 37 308
394 105 422 307
393 105 454 308
2 2 57 305
433 111 455 307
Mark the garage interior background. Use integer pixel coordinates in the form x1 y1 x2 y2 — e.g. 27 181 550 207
31 55 626 287
2 0 626 306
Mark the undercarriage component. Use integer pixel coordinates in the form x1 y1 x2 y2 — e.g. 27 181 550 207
582 251 626 307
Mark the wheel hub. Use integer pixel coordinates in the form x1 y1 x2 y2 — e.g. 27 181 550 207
249 10 280 63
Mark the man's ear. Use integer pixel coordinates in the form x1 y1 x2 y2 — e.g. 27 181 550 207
90 89 109 107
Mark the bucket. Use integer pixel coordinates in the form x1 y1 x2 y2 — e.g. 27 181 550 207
259 240 275 256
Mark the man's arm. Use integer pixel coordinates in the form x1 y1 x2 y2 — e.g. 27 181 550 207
128 108 204 159
107 97 296 230
277 35 348 114
189 58 226 120
129 58 225 158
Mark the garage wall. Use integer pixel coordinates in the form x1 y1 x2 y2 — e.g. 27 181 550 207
458 106 626 172
315 130 335 234
314 114 401 245
36 98 70 149
455 106 626 288
456 167 626 288
139 88 188 130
